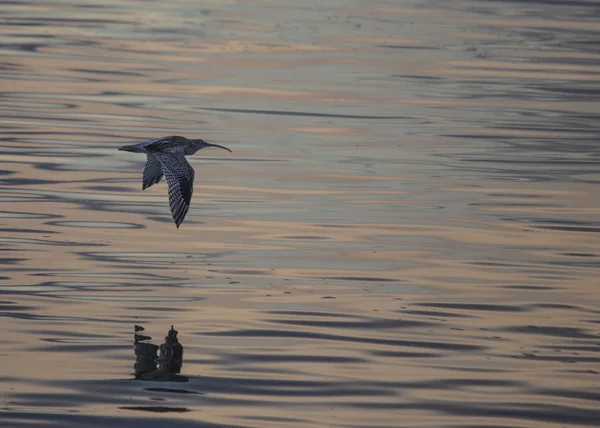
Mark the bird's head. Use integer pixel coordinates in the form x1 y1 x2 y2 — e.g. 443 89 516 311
188 139 232 155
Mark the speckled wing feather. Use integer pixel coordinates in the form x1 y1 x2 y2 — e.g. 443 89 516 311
156 153 195 228
142 153 163 190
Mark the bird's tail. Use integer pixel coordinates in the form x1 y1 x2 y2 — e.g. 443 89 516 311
119 143 147 153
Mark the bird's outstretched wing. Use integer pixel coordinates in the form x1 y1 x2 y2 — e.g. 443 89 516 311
156 153 195 228
119 137 169 153
142 153 164 190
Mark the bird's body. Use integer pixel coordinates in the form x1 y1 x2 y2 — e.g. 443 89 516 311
119 136 231 228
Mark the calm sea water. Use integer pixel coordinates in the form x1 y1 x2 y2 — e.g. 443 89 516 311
1 0 599 427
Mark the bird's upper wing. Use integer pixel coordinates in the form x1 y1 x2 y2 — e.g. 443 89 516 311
142 153 164 190
119 137 170 153
156 153 195 228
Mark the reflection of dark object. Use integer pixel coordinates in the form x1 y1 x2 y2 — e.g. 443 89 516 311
134 335 158 376
133 325 187 382
157 325 184 373
118 136 232 228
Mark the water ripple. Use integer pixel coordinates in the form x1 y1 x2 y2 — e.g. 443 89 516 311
1 0 600 426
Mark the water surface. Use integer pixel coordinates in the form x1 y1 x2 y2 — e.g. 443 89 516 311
1 0 600 427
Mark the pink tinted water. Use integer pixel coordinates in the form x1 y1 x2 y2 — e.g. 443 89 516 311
1 1 599 427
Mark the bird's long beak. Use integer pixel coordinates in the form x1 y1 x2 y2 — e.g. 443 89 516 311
206 143 232 153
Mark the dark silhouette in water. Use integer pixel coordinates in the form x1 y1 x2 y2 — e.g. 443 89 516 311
133 325 186 382
119 136 232 228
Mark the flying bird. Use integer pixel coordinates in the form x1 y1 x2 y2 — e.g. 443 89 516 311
119 136 232 228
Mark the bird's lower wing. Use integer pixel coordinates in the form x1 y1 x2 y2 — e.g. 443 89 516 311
157 154 195 228
142 154 164 190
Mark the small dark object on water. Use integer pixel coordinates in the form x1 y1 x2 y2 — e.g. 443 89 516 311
133 324 186 382
157 325 184 373
119 136 232 228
